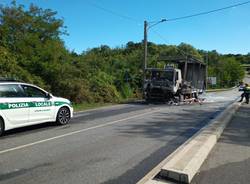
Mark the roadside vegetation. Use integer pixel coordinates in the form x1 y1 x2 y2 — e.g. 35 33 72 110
72 102 114 112
0 2 248 107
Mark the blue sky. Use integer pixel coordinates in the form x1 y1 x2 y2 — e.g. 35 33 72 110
1 0 250 54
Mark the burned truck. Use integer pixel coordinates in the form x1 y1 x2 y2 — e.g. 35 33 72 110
143 56 206 101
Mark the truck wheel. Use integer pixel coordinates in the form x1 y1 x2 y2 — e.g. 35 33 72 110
145 97 151 103
194 92 198 99
56 107 71 125
0 118 4 137
145 92 151 103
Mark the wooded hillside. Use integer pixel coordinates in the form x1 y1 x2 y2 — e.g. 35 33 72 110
0 2 247 103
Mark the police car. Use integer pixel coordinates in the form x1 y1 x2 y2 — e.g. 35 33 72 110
0 80 73 136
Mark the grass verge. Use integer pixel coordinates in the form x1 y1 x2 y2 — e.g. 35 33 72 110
206 87 236 92
73 102 115 112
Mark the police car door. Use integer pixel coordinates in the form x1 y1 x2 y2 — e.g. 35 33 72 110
0 84 29 125
21 85 54 123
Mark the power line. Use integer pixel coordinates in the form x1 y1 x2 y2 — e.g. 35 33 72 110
85 1 140 24
166 1 250 22
85 1 250 25
84 0 249 59
151 30 196 58
150 1 250 57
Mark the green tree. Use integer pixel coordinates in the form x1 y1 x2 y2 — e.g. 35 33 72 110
0 1 247 104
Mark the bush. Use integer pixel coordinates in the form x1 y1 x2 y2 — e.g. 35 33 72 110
55 79 94 103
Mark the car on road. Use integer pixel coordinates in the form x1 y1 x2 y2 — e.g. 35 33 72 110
0 80 73 136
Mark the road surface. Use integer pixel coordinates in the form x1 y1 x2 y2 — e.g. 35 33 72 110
192 104 250 184
0 89 240 184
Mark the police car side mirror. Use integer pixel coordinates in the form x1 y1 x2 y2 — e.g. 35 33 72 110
45 93 52 99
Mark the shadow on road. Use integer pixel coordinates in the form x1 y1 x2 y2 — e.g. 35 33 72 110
116 107 223 140
2 122 57 138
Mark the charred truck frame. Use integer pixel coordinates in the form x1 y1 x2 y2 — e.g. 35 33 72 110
143 56 207 101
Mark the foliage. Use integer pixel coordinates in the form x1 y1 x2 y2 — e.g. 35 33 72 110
199 50 246 88
0 2 248 103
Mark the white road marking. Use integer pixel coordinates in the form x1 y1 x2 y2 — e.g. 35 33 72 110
0 108 161 155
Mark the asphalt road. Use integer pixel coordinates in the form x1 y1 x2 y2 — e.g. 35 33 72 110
192 104 250 184
0 89 240 184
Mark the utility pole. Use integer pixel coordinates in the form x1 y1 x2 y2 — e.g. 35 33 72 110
143 20 148 77
142 21 148 98
143 19 166 73
142 19 166 97
205 52 208 90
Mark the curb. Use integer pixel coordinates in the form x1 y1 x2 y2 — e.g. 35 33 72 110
138 99 241 184
206 86 237 93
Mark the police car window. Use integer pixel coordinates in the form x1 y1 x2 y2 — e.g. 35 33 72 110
22 85 46 98
0 84 25 98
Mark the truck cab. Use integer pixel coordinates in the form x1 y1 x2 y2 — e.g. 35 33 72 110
144 67 182 100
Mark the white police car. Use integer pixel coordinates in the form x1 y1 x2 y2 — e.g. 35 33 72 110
0 80 73 136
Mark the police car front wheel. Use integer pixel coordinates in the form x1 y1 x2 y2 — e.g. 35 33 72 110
56 107 70 125
0 118 4 136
